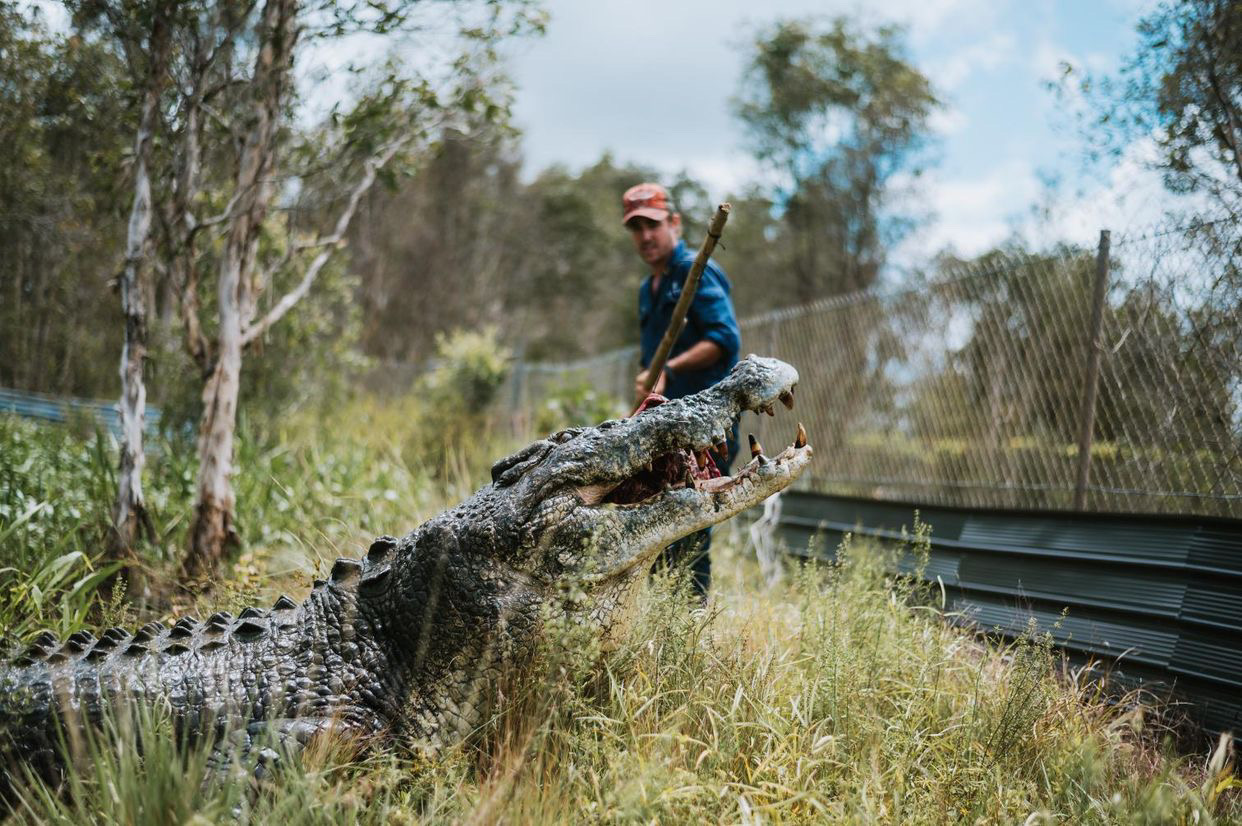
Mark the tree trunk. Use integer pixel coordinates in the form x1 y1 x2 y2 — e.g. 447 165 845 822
113 8 169 556
182 0 296 580
184 324 242 580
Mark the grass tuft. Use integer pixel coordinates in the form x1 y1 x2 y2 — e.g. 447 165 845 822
2 412 1239 823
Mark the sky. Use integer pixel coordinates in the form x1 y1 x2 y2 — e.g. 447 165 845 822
502 0 1169 262
26 0 1175 263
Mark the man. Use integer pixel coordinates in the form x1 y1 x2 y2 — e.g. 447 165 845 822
623 182 741 598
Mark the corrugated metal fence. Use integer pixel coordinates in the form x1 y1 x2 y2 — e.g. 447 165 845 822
773 491 1242 733
0 387 160 439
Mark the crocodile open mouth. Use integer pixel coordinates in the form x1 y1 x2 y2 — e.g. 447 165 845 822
576 390 808 508
602 394 724 505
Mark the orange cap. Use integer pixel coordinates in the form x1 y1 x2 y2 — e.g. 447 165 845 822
621 182 673 225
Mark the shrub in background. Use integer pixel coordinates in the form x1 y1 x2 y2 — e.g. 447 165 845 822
405 327 511 477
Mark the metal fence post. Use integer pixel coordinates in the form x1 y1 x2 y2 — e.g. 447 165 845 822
1073 229 1111 511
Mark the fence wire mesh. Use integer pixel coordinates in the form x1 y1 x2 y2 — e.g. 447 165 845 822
507 215 1241 518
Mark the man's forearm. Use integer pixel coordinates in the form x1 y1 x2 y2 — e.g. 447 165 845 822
667 340 725 373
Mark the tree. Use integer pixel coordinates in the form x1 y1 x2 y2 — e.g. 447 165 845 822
0 5 129 399
177 2 541 581
733 17 938 302
1060 0 1242 210
79 0 179 555
64 0 544 581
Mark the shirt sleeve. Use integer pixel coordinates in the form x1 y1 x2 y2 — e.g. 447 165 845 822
688 262 741 362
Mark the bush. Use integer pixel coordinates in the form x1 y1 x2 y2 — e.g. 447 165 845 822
404 327 511 477
533 378 623 434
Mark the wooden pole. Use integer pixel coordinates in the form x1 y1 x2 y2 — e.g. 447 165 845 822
1073 229 1111 511
637 203 732 403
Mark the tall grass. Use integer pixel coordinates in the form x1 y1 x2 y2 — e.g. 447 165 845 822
2 409 1238 823
0 394 503 640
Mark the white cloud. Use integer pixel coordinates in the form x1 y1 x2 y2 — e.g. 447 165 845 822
928 32 1016 91
929 104 968 137
877 0 1002 43
1028 136 1195 245
894 159 1042 262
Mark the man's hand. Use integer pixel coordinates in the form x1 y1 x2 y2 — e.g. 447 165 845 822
634 367 667 403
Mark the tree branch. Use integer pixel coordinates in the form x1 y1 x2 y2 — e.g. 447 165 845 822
1203 51 1242 186
240 138 404 347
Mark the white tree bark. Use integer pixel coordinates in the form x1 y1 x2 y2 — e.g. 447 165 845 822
182 0 414 581
114 9 169 554
184 0 294 578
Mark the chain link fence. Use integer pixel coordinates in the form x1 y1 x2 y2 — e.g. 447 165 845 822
506 215 1241 518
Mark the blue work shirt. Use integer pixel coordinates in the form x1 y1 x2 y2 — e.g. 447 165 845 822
638 239 741 399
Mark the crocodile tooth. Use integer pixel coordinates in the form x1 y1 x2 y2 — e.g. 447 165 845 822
272 595 297 611
795 422 807 449
331 558 363 582
367 536 398 563
714 438 728 456
749 434 763 459
779 390 794 410
233 619 266 639
238 607 265 620
762 404 775 417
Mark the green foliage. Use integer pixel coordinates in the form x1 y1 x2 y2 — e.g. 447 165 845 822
0 4 130 398
533 379 623 434
0 395 500 633
0 418 120 640
734 16 939 299
406 327 512 477
423 327 511 411
1056 0 1242 208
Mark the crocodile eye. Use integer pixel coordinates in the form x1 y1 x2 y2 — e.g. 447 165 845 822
491 440 554 486
551 428 584 444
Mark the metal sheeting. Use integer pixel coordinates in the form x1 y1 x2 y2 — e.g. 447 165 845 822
0 387 160 439
774 491 1242 733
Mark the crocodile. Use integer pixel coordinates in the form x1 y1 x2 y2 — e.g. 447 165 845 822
0 355 811 787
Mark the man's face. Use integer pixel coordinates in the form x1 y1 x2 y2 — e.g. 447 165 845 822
626 214 681 270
